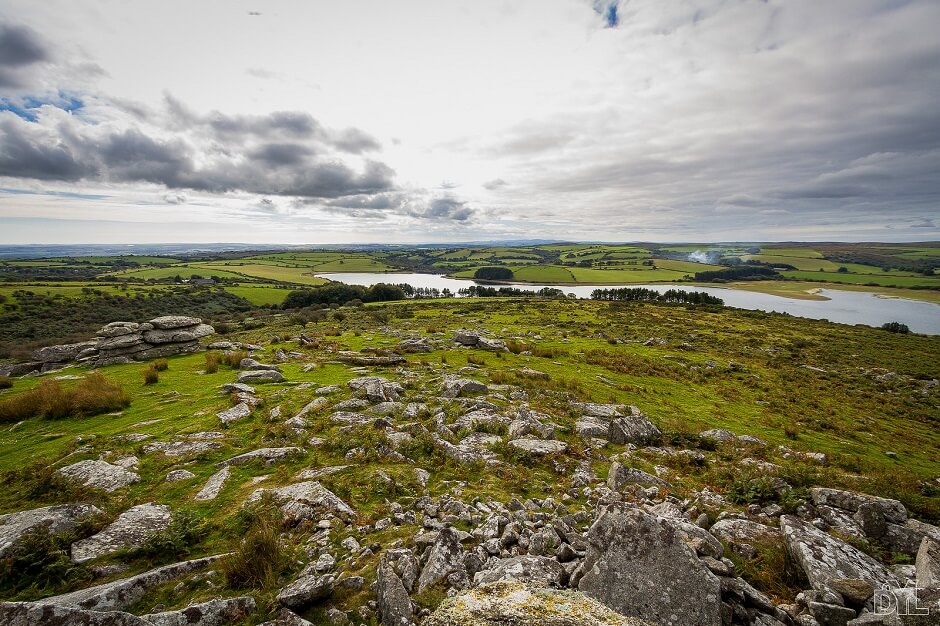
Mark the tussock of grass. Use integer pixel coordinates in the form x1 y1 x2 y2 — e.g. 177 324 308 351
143 368 159 385
222 498 292 590
0 373 129 423
0 375 12 390
204 352 220 373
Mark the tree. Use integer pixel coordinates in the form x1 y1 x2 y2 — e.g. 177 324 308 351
473 266 514 280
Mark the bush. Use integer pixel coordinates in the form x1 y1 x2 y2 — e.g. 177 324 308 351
0 373 130 423
0 527 91 598
151 358 169 371
221 501 290 590
223 350 248 369
0 375 11 390
134 510 207 561
205 352 220 373
881 321 910 334
143 368 159 385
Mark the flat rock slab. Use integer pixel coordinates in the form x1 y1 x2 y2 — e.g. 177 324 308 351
148 315 203 330
221 382 256 394
237 370 286 384
335 352 406 366
71 503 172 563
0 504 102 558
247 481 355 521
277 572 335 610
36 554 225 611
165 470 196 482
441 375 488 398
473 555 566 587
217 402 252 425
579 502 722 626
217 447 304 468
607 461 671 490
570 402 627 419
780 514 900 591
57 460 140 492
142 596 256 626
709 519 780 546
0 602 149 625
194 466 231 501
142 440 222 457
426 581 655 626
508 439 568 455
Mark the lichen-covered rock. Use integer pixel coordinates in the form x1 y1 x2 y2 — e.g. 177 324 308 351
0 504 102 558
781 515 900 591
277 570 335 610
141 596 256 626
194 466 230 501
709 518 780 553
237 369 286 384
217 447 304 468
507 439 567 455
916 538 940 588
578 503 722 626
607 408 662 445
57 460 140 492
425 581 654 626
375 558 413 626
606 461 670 490
217 402 252 425
809 488 907 524
71 503 173 563
33 341 98 363
0 602 148 626
441 375 488 398
417 526 468 593
164 470 195 482
148 315 203 330
246 481 355 522
473 555 567 588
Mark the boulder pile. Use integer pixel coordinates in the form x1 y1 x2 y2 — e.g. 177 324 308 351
0 316 215 376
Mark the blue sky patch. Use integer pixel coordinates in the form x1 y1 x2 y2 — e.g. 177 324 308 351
0 187 109 200
0 92 84 122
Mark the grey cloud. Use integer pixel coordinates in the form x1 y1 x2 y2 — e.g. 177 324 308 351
408 196 475 221
0 115 92 180
0 24 50 88
482 178 507 190
248 142 315 166
326 193 404 211
329 127 381 153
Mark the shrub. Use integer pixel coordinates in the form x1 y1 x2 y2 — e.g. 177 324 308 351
134 510 207 561
223 350 248 369
151 358 169 371
506 339 528 354
0 375 11 390
222 501 290 590
467 354 486 366
473 266 514 280
0 373 129 422
204 352 220 374
0 527 91 598
143 368 159 385
881 321 910 334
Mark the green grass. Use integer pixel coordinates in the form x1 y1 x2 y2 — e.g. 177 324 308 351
221 286 292 306
191 264 328 285
108 266 248 281
781 271 940 288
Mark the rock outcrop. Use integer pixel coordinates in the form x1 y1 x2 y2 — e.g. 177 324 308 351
0 504 102 558
71 503 173 563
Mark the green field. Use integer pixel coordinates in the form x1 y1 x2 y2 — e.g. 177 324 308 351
220 285 292 306
781 270 940 288
109 266 248 280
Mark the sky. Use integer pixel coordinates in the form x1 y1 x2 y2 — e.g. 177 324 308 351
0 0 938 244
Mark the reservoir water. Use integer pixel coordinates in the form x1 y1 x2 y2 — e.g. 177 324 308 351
316 273 940 335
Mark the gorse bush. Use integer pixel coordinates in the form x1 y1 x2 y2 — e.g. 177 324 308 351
0 373 129 423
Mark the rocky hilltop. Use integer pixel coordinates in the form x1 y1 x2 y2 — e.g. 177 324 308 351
0 299 937 626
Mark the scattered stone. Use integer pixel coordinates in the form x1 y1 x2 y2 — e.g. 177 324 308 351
417 527 467 593
277 570 335 610
507 439 567 455
375 558 413 626
71 503 173 563
143 440 223 457
221 382 256 394
142 596 256 626
441 375 488 398
238 369 286 384
607 461 671 490
247 481 356 522
0 504 102 558
194 467 231 501
165 470 196 482
217 447 304 468
336 352 406 366
217 402 252 425
57 460 140 492
473 555 566 587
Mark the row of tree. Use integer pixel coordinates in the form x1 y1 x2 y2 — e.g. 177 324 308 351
590 287 724 305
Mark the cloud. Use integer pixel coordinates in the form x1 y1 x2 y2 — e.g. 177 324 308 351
408 196 475 221
0 24 50 88
0 96 396 200
482 178 507 190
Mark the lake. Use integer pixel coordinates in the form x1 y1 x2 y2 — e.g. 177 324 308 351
316 272 940 335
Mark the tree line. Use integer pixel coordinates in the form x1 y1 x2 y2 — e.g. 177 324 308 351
590 287 724 305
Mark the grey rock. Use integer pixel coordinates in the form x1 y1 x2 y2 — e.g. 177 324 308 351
808 602 857 626
148 316 203 330
217 447 304 468
709 518 780 553
33 341 98 363
246 481 356 521
239 357 281 371
142 324 213 345
570 402 626 419
142 596 255 626
810 488 907 524
607 461 671 490
217 402 252 425
335 351 406 366
0 602 148 625
476 337 508 352
397 338 433 353
425 581 654 626
608 409 662 445
376 558 413 626
33 555 224 611
237 369 286 384
507 439 568 455
194 467 231 501
221 382 255 394
453 330 482 346
57 460 140 492
473 555 566 588
0 504 102 558
142 440 222 457
417 526 467 593
71 503 173 563
916 538 940 587
277 572 335 609
441 375 488 398
578 503 722 626
781 515 900 591
164 470 195 482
